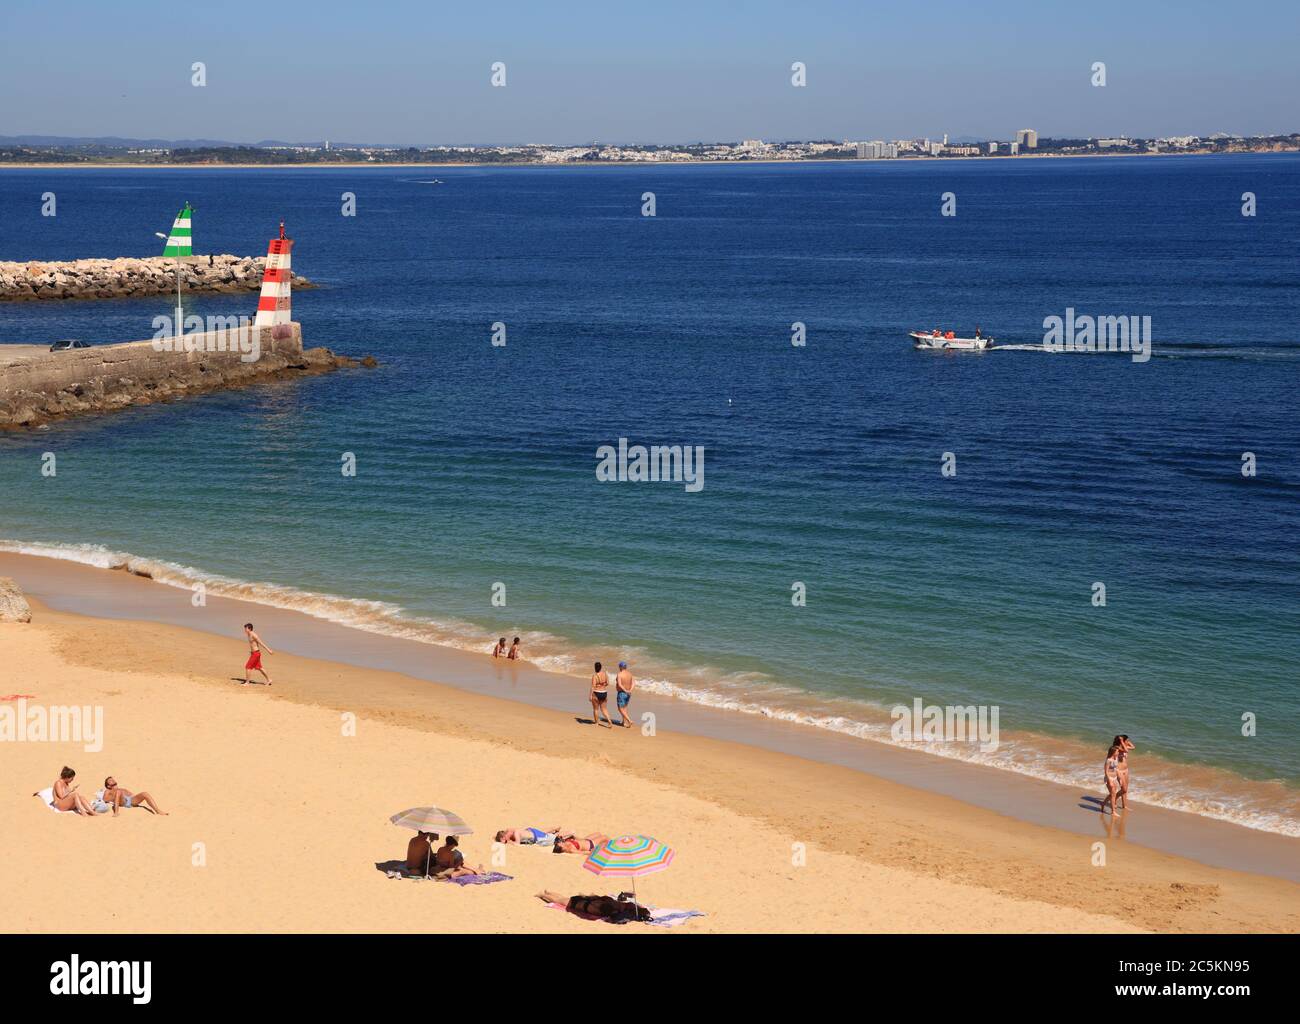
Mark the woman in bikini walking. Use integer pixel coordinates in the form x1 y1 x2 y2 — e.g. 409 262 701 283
589 661 612 728
1100 743 1122 815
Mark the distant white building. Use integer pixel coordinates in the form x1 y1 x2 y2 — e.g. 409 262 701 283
988 142 998 153
1016 129 1038 149
1010 141 1020 155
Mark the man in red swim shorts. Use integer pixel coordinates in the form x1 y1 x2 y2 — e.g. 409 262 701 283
242 622 274 686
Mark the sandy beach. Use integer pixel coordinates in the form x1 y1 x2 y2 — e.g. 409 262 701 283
5 566 1299 933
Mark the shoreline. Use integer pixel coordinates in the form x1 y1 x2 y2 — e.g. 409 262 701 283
3 548 1299 891
1 150 1294 171
4 590 1298 933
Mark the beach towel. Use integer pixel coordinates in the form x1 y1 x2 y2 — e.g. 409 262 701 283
545 900 703 926
34 787 69 813
646 908 706 927
439 872 512 886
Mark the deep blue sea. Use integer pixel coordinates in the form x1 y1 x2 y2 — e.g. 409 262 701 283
2 156 1298 833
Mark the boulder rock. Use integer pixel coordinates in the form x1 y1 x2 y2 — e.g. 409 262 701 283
0 577 33 622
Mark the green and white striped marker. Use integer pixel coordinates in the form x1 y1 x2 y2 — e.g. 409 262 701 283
161 202 193 257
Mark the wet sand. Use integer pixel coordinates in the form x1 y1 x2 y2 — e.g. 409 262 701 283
3 552 1300 933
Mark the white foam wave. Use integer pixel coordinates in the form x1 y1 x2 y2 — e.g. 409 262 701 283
3 536 1296 837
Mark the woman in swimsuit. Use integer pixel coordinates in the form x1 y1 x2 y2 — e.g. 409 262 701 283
552 832 609 855
535 890 651 923
495 825 565 845
1100 744 1122 815
507 637 521 661
491 637 508 658
589 662 612 729
51 767 97 817
432 835 483 878
1115 735 1134 809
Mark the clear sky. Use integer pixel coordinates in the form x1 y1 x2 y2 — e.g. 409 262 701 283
1 0 1296 144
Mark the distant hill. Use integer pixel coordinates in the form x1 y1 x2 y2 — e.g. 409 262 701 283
0 135 398 149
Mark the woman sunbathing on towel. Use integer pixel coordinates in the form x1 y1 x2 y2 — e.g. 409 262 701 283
552 832 608 854
536 891 651 923
50 767 96 817
495 825 566 845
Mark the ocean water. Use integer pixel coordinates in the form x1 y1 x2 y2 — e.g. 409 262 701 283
2 156 1298 835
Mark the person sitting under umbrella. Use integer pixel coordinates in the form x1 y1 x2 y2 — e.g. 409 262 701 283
432 835 484 879
406 830 439 876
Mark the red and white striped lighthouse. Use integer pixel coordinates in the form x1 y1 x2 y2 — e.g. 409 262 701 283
253 221 294 327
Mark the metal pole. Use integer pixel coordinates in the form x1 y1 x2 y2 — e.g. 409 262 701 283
175 254 182 342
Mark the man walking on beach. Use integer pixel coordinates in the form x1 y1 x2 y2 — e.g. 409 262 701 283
615 661 635 729
242 622 274 685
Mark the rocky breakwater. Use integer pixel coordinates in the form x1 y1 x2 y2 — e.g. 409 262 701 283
0 255 314 302
0 323 377 429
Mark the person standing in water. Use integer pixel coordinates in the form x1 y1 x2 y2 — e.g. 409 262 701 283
614 661 635 729
1116 735 1135 809
1100 742 1122 815
589 661 612 728
242 623 274 685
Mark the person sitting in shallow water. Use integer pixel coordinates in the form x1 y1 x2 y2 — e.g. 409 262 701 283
552 832 608 854
495 826 565 846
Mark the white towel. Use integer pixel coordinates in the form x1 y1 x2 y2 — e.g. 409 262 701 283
34 787 69 813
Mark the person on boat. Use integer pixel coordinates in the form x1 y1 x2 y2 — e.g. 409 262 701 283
932 328 941 337
944 330 955 339
974 326 982 339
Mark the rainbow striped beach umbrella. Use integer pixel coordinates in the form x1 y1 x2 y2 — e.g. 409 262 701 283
582 835 675 912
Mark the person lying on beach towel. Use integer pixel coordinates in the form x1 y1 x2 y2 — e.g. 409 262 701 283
98 776 167 816
48 767 96 818
432 835 484 879
536 890 651 923
495 826 565 845
552 832 608 854
441 871 513 886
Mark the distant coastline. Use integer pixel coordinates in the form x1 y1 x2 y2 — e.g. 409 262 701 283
3 149 1295 171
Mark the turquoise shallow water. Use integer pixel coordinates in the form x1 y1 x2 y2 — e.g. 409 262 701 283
2 156 1298 832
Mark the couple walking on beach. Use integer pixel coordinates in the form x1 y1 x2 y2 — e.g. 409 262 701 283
590 660 635 728
1100 734 1135 814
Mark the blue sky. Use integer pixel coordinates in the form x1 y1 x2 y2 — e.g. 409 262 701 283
1 0 1297 144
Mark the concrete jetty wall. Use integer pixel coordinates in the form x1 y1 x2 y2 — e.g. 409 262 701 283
0 254 313 302
0 323 362 428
